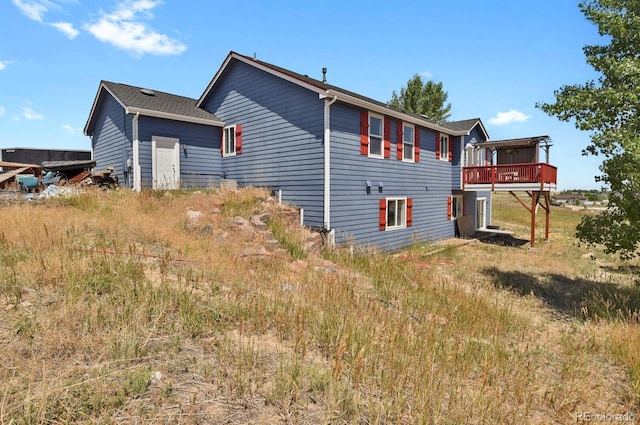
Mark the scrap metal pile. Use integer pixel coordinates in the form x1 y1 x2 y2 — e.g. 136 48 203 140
0 160 118 194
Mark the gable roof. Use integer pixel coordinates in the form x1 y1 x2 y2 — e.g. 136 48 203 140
84 81 223 135
198 51 487 138
440 118 489 140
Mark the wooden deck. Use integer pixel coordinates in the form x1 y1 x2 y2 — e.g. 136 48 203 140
462 162 557 191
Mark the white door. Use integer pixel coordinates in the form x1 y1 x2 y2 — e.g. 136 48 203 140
476 198 486 229
152 137 180 190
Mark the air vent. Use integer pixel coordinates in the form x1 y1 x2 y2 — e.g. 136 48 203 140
140 88 156 96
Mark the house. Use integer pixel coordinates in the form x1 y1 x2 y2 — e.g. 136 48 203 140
84 51 556 251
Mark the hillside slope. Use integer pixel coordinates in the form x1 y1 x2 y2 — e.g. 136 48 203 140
0 188 638 424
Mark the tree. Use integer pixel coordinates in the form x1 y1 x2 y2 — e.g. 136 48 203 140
389 74 452 122
537 0 640 260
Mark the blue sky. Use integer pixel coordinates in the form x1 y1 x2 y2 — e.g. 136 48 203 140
1 0 606 190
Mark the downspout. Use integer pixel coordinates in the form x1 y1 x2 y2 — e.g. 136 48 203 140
132 111 141 192
323 95 338 240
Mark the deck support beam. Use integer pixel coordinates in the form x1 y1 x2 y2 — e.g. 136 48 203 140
508 190 551 247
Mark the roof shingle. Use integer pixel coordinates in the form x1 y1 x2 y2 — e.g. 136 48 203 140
103 81 221 122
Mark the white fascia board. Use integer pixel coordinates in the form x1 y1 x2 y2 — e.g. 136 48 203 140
84 83 128 136
197 52 326 107
324 89 468 136
468 119 490 140
126 107 224 127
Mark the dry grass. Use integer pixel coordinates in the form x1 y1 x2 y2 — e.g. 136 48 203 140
0 188 638 424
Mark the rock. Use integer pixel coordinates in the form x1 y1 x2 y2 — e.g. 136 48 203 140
242 246 269 257
186 210 203 230
265 239 280 250
149 371 162 384
281 283 293 293
233 217 252 227
250 214 269 230
289 260 308 273
199 223 214 235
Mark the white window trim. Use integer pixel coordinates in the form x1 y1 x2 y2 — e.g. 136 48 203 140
386 197 407 230
476 197 487 230
368 112 384 159
402 122 414 163
440 134 450 162
223 125 237 157
452 194 463 220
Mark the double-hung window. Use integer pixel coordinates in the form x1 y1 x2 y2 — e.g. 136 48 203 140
403 123 414 162
369 114 384 158
223 125 236 157
222 124 243 157
439 134 450 161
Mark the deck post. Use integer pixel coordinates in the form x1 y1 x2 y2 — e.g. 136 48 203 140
530 191 538 247
544 191 550 241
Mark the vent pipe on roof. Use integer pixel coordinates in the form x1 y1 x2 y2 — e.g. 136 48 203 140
322 67 327 83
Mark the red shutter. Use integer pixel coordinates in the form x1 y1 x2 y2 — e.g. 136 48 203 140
383 117 391 159
435 132 441 159
235 124 242 154
396 120 403 160
379 199 387 231
414 125 420 162
360 111 369 155
447 196 453 220
407 198 413 227
448 135 453 162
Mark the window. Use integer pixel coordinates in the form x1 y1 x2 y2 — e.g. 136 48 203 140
369 114 384 158
222 124 242 157
439 134 449 161
379 198 412 230
451 195 463 220
403 123 414 162
465 142 486 167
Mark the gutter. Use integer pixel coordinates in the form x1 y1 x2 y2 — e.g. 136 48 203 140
324 89 469 136
322 94 338 237
125 107 224 127
132 112 141 192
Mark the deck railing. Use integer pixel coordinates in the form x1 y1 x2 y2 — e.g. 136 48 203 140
463 163 557 190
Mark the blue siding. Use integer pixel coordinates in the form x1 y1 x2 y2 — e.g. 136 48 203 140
201 60 325 228
329 103 457 251
90 92 130 184
137 116 221 189
451 135 462 189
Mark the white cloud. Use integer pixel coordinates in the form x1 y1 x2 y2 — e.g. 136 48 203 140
12 0 50 22
0 106 5 116
23 107 43 120
61 124 80 133
50 21 79 39
13 1 80 39
419 71 432 78
488 109 531 126
84 0 186 56
0 60 14 71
